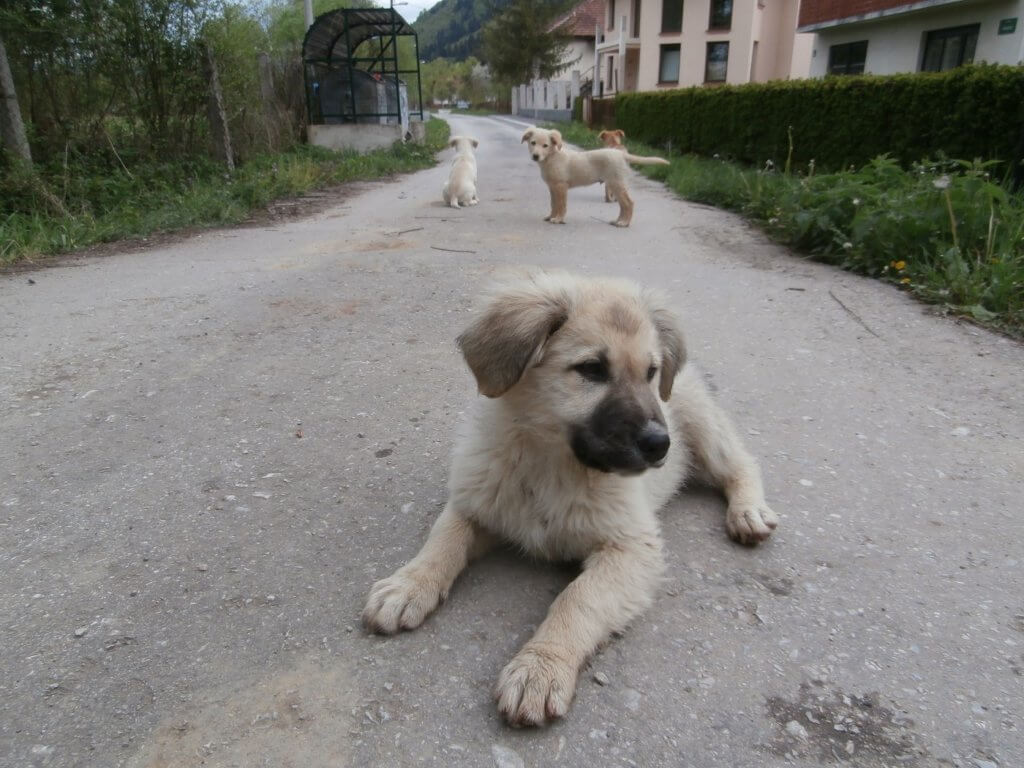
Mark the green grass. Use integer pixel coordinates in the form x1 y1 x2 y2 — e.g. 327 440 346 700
554 121 1024 338
0 118 450 265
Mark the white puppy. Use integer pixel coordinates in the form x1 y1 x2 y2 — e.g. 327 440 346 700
442 136 479 209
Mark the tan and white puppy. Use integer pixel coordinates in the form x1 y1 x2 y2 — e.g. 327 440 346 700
442 135 479 209
363 269 779 727
521 126 668 227
598 129 628 202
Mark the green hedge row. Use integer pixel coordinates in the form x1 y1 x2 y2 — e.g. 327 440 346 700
615 64 1024 173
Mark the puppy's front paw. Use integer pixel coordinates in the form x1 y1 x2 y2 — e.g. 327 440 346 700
495 646 577 727
726 502 778 545
611 219 630 228
362 569 443 634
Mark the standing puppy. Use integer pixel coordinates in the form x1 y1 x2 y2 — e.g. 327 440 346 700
521 126 668 227
598 129 628 202
363 269 779 726
442 135 479 209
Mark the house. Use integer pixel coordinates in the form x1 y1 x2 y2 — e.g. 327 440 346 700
799 0 1024 76
593 0 813 94
551 0 604 82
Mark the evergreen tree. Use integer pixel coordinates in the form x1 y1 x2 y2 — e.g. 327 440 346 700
482 0 572 85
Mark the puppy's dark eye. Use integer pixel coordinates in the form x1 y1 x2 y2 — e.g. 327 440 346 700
647 365 658 382
573 360 609 383
542 143 548 148
531 140 536 145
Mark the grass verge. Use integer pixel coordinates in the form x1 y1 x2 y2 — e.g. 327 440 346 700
555 121 1024 338
1 118 450 266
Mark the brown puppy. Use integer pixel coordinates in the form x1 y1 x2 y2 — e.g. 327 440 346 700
598 129 628 202
521 126 669 227
363 269 779 726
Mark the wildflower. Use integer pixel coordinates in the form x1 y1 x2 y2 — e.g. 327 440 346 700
842 242 853 251
893 260 906 270
713 153 720 159
900 277 911 284
933 175 951 190
764 159 774 171
768 217 779 225
852 198 861 206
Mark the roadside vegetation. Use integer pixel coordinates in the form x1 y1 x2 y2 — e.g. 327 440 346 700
1 119 450 265
557 122 1024 337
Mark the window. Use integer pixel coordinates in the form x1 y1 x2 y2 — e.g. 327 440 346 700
661 0 683 34
607 55 616 92
608 0 616 29
632 0 641 36
705 41 729 82
921 24 979 71
659 44 681 83
828 41 868 75
709 0 732 30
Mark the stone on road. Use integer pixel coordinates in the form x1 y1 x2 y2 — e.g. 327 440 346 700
1 114 1021 767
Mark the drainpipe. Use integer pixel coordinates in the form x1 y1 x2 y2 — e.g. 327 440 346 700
304 0 314 30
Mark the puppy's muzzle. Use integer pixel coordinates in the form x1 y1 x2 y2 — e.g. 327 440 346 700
532 153 540 161
635 421 670 465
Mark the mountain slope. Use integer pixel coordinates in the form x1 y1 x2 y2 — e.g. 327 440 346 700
414 0 574 62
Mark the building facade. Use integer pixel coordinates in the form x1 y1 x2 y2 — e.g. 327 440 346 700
799 0 1024 76
594 0 813 94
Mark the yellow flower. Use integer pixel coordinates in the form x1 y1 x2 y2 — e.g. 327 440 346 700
893 260 907 270
900 277 911 285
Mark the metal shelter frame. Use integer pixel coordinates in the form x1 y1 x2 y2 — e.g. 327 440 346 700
302 7 424 125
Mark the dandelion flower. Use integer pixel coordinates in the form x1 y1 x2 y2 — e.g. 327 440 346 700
933 175 951 190
900 277 911 284
852 198 861 206
843 242 853 251
893 260 906 270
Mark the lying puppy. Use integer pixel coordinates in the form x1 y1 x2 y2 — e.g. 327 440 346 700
598 129 627 202
442 135 479 209
363 269 779 726
521 126 668 227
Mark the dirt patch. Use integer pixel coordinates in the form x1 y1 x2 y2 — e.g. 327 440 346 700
127 655 356 768
766 681 930 765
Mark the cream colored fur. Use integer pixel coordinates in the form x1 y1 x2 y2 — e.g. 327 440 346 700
362 269 778 727
442 135 479 209
521 126 668 227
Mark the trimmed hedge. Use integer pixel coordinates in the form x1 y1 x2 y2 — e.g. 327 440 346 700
615 64 1024 174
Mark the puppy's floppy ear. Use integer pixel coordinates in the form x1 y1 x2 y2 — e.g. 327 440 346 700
550 129 563 149
458 274 572 398
448 137 458 148
471 138 479 148
644 292 687 401
598 130 609 140
521 128 535 143
615 129 625 139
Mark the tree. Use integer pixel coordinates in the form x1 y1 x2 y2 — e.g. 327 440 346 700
481 0 572 86
0 33 31 162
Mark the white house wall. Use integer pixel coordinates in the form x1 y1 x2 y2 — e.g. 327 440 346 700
808 0 1023 75
629 0 808 89
554 39 597 80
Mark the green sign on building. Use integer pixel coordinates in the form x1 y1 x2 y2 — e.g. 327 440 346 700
998 17 1017 34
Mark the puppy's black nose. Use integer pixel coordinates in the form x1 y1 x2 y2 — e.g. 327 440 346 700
636 421 670 463
532 154 539 161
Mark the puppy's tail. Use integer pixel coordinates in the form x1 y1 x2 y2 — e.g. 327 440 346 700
624 153 670 166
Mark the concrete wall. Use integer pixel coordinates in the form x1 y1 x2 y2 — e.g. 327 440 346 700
308 122 424 153
807 0 1022 75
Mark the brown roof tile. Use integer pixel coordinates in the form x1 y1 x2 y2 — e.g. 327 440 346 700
550 0 604 37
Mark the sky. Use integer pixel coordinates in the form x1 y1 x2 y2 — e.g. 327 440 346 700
393 0 441 20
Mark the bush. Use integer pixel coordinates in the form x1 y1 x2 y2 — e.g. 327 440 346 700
615 65 1024 175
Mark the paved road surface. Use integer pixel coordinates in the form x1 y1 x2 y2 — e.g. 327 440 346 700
2 114 1022 768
